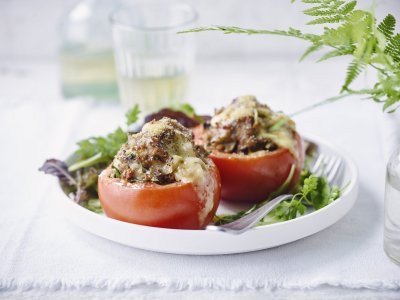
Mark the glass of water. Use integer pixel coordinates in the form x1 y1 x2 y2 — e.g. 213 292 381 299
384 146 400 264
110 0 197 112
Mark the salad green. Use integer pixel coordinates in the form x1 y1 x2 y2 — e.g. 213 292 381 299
214 166 343 226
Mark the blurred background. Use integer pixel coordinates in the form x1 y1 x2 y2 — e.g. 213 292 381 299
1 0 399 117
1 0 398 60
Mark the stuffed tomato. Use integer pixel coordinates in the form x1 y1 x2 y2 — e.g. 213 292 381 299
98 117 221 229
198 95 304 203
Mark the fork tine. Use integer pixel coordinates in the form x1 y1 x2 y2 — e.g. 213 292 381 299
327 158 343 186
314 155 333 177
311 154 343 187
324 156 339 178
311 154 324 174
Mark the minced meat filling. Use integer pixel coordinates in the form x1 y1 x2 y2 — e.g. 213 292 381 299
203 95 297 156
111 117 209 185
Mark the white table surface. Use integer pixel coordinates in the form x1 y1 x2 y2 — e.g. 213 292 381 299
1 57 400 299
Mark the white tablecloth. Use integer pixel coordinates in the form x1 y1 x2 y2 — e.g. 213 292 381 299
1 58 400 299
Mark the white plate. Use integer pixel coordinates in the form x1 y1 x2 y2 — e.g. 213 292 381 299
55 134 359 255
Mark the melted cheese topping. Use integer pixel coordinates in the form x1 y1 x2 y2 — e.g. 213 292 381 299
210 95 298 158
211 95 271 126
173 156 215 224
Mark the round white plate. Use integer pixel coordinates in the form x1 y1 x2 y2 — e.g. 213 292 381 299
56 134 359 255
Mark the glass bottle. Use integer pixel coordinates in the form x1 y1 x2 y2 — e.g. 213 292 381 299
384 146 400 264
59 0 119 100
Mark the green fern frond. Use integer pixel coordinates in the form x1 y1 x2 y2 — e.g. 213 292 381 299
322 26 352 47
339 1 357 15
304 8 337 17
342 59 366 92
182 0 400 113
385 34 400 62
330 1 346 10
383 96 400 112
318 47 354 62
377 14 396 40
302 0 331 4
300 43 324 61
304 0 355 23
179 26 321 42
285 28 322 42
307 16 344 25
304 2 342 16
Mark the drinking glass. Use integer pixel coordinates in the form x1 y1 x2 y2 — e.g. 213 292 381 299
384 146 400 264
110 0 197 112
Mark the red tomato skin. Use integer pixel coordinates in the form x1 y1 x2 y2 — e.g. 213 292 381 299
209 134 304 203
98 165 221 229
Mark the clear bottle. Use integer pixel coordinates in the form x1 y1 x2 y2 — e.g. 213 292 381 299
384 146 400 264
59 0 119 100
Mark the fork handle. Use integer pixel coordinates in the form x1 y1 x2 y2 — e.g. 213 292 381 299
207 194 292 234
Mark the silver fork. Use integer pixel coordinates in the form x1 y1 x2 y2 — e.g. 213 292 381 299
206 153 343 234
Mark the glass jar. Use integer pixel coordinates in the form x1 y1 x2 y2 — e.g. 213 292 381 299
59 0 119 100
384 146 400 264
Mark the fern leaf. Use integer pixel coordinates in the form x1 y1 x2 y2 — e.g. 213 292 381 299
304 3 335 16
339 1 357 15
284 28 322 42
377 14 396 39
302 0 324 4
329 1 346 10
318 47 354 62
342 60 366 91
180 26 322 43
383 96 400 112
303 1 354 17
307 15 343 25
304 8 336 17
300 43 324 61
385 34 400 62
302 0 330 4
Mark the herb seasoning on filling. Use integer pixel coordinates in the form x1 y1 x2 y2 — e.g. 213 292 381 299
111 117 210 185
204 95 298 157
